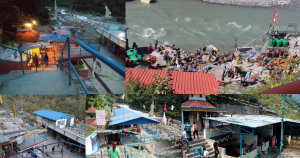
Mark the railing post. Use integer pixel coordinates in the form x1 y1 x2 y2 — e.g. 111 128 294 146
68 38 71 86
62 141 64 158
18 51 25 75
35 56 38 73
61 50 63 71
194 148 195 158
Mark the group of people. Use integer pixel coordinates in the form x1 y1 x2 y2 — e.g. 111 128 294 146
181 121 220 158
31 53 49 68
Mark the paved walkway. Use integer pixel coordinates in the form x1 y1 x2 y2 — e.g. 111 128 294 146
36 133 85 158
84 46 125 94
0 70 78 94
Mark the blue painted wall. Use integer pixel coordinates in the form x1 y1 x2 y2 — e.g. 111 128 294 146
91 134 99 152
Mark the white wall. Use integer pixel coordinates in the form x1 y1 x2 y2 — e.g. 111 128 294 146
189 94 206 101
241 135 258 149
255 125 273 141
204 125 233 139
55 119 67 128
86 133 93 156
36 115 42 124
70 117 74 126
241 149 258 158
257 142 269 155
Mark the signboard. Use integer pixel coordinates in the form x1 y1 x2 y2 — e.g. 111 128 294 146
96 110 106 125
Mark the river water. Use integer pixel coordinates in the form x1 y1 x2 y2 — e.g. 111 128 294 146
126 0 300 53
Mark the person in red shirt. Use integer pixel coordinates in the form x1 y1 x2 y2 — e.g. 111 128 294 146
293 51 298 59
148 43 153 54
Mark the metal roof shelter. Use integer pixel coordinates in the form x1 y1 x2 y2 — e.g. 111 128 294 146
0 134 10 144
109 108 160 126
39 34 68 42
18 42 50 52
33 109 74 121
204 115 283 128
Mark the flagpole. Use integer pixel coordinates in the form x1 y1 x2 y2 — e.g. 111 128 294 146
279 94 285 158
123 94 125 144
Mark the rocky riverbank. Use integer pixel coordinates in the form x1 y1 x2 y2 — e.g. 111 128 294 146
202 0 299 8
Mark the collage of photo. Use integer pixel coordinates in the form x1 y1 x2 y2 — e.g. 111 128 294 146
0 0 300 158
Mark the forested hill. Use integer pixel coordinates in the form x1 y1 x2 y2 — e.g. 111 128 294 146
44 0 125 17
0 95 86 120
86 94 189 120
207 94 300 120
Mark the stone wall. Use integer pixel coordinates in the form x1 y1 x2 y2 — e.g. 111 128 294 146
217 104 261 115
217 104 278 117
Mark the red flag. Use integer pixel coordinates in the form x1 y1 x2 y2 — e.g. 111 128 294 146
272 17 278 26
163 102 167 112
274 9 280 19
272 9 279 26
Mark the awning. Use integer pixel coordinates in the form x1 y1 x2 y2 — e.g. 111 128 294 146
109 108 160 126
18 42 50 52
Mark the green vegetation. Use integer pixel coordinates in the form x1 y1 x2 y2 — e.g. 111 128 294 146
0 95 86 120
206 94 300 120
126 70 174 94
86 94 188 120
0 0 49 44
74 64 85 71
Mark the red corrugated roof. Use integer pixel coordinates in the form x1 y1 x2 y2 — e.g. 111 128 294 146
259 80 300 94
181 100 216 108
16 30 40 44
126 68 219 94
86 106 96 112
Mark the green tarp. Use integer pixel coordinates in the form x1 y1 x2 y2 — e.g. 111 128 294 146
127 49 138 56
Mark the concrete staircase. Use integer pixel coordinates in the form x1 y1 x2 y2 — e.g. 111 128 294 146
185 138 215 158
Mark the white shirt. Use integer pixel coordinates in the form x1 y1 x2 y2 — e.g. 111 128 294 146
182 131 188 139
203 150 209 157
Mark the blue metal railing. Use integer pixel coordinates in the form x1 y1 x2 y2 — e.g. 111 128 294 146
35 141 85 158
86 147 107 157
21 150 41 158
0 32 125 94
63 34 125 77
181 133 201 158
0 43 42 73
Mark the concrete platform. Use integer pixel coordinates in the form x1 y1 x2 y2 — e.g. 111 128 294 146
0 70 78 94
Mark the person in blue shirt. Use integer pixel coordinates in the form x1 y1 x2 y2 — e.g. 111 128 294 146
188 65 195 72
185 121 192 140
197 145 205 156
195 50 200 57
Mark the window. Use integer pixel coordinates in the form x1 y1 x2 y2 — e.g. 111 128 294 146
191 94 193 97
199 94 202 98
